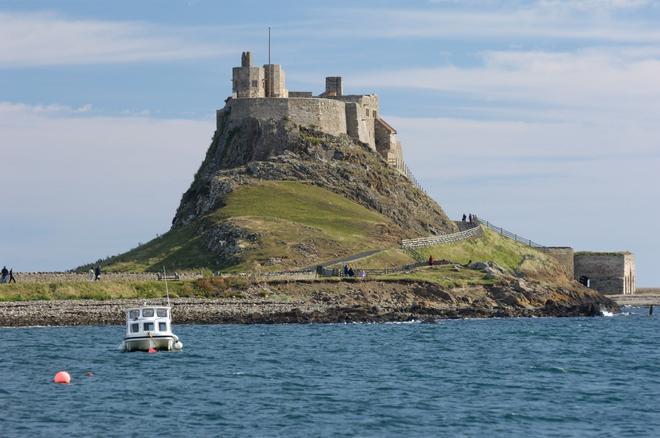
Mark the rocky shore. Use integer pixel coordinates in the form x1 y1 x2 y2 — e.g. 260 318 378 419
0 278 618 326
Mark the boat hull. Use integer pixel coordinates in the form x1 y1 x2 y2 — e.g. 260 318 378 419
122 335 182 352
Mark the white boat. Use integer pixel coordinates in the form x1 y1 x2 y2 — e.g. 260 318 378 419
121 305 183 352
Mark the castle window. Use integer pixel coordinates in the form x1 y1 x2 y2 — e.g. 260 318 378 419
365 109 370 116
373 110 377 117
251 80 258 87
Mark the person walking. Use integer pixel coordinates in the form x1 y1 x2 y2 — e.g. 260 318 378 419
8 269 16 283
468 214 473 223
462 213 467 222
1 266 8 283
94 266 101 281
428 255 434 266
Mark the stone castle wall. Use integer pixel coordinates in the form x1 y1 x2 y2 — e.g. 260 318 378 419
225 98 348 138
541 247 574 278
332 95 378 150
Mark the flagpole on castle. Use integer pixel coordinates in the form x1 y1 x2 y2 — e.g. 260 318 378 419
268 26 271 65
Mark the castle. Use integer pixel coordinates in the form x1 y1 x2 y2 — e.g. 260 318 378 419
219 51 405 173
219 52 637 296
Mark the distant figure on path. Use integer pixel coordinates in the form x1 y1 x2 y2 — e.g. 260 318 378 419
347 266 355 277
428 255 434 266
88 269 95 281
462 214 467 222
1 266 8 283
8 269 16 283
468 214 473 223
94 266 101 281
343 264 349 277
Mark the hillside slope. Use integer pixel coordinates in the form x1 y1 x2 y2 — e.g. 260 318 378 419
86 116 459 272
94 181 404 272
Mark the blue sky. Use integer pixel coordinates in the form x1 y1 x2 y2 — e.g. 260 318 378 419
1 0 659 285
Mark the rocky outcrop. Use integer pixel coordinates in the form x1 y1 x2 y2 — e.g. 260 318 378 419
173 117 457 238
0 276 618 327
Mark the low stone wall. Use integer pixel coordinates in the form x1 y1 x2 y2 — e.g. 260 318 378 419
401 224 483 249
12 272 204 283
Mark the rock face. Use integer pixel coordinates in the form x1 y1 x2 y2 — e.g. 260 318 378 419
173 116 457 238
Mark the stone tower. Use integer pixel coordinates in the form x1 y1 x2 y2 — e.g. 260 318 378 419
232 51 265 98
324 76 343 97
231 52 288 99
264 64 288 98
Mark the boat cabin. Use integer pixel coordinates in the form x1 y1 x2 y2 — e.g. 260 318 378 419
125 306 172 338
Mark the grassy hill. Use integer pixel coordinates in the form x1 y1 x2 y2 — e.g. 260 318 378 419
339 229 569 283
85 180 566 284
87 181 403 273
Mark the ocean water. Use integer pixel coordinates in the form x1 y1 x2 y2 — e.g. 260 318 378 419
1 307 659 437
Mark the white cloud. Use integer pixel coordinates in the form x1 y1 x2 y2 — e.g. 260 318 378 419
308 2 660 43
352 48 660 125
0 11 231 67
537 0 651 11
0 102 213 270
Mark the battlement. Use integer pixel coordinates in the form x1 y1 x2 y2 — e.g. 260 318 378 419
224 51 405 174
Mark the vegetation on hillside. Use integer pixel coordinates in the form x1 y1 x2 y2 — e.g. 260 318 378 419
82 181 402 273
344 229 568 282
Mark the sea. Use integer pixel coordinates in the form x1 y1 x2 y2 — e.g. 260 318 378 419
1 306 659 437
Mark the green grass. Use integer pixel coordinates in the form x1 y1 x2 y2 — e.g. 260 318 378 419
83 222 218 273
0 277 250 301
92 181 401 273
376 264 497 288
213 181 394 242
336 229 566 283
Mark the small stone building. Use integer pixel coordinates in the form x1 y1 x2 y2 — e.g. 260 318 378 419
574 252 636 295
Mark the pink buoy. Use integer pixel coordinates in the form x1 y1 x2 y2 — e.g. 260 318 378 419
54 371 71 384
148 347 157 354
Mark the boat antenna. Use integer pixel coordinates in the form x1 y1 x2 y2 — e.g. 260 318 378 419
163 265 170 308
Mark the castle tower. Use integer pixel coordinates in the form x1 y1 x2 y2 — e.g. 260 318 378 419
232 51 265 98
324 76 343 97
264 64 288 98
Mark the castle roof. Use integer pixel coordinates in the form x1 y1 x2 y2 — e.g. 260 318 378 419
376 117 397 134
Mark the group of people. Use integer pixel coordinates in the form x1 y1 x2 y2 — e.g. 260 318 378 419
461 213 479 223
1 266 16 284
88 266 102 281
342 264 366 278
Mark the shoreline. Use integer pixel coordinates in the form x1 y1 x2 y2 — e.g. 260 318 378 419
0 295 614 327
0 273 619 327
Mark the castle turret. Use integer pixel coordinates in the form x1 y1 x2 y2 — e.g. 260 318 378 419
232 51 265 98
264 64 288 98
323 76 343 97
